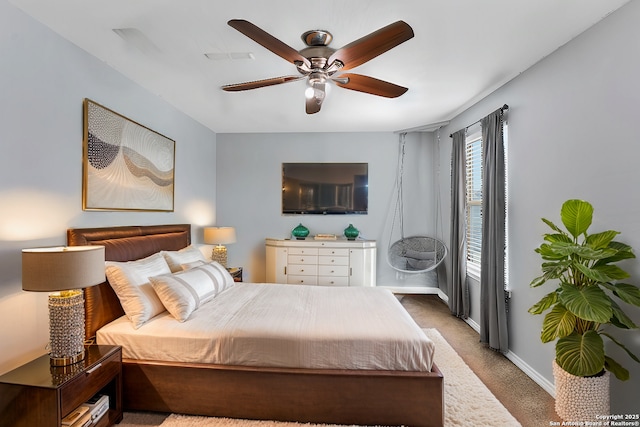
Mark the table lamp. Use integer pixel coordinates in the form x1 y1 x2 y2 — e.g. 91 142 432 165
22 246 105 366
204 226 236 268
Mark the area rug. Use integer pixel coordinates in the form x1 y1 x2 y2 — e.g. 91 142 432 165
118 329 521 427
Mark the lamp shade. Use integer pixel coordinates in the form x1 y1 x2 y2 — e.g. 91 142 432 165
22 246 105 292
204 227 236 245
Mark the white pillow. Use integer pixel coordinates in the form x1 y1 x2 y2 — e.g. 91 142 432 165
209 261 236 290
105 252 171 329
149 261 234 321
161 245 207 273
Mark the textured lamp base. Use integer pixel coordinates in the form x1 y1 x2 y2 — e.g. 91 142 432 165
48 290 86 366
212 245 228 268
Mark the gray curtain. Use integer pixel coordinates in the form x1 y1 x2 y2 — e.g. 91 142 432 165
449 129 469 318
479 109 508 352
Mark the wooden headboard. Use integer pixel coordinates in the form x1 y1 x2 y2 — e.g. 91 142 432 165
67 224 191 340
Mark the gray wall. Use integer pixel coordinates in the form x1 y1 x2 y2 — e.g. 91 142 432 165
0 0 217 373
215 131 441 289
437 0 640 413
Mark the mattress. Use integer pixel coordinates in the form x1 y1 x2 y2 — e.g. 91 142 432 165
97 283 434 371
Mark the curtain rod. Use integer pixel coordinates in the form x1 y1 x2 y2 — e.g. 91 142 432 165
449 104 509 138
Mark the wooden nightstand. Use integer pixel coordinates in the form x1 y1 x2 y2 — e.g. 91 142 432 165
0 345 123 427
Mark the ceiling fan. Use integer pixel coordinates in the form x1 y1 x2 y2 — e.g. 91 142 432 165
221 19 414 114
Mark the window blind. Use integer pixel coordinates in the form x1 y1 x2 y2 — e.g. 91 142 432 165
466 133 483 274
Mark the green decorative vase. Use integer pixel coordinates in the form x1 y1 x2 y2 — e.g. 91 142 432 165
291 223 310 240
344 224 359 240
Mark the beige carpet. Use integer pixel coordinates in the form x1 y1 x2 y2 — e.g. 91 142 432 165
118 329 521 427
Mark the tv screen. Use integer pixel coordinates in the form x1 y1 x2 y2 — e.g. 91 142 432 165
282 163 368 215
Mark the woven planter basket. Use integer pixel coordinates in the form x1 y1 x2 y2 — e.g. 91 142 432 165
553 359 610 422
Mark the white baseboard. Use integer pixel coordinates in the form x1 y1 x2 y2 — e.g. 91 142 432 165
459 303 556 397
463 316 480 332
505 350 556 397
382 286 446 298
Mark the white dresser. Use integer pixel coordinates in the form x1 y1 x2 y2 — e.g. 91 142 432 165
265 238 376 287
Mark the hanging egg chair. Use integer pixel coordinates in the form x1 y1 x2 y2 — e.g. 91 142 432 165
388 235 447 273
387 133 447 274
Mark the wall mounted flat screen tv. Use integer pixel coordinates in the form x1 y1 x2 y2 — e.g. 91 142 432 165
282 163 368 215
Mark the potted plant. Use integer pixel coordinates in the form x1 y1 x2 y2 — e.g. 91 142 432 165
528 199 640 421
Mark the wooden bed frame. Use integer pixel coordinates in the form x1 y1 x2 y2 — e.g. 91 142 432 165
68 224 444 427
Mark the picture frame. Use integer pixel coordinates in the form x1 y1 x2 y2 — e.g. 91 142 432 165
82 99 175 211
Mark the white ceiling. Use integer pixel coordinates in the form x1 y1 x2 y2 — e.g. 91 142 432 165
10 0 629 133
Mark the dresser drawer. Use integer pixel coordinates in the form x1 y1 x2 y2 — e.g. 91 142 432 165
318 255 349 266
318 276 350 286
60 349 121 417
287 264 318 276
318 265 349 277
318 248 349 257
288 255 319 265
287 275 318 285
288 247 319 256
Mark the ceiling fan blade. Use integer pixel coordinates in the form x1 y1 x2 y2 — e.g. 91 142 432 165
305 83 325 114
333 73 408 98
228 20 310 68
222 75 305 92
328 21 414 71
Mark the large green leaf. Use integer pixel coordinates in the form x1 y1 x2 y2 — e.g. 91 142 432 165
541 304 576 342
586 230 620 250
528 291 558 315
541 260 570 277
608 300 638 329
530 261 570 287
536 243 569 260
559 283 612 323
596 241 636 266
544 233 573 244
601 282 640 307
542 241 615 260
561 199 593 238
575 246 617 260
604 356 629 381
574 263 630 283
530 275 547 288
556 331 605 377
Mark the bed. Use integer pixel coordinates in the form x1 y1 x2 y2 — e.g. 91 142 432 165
68 224 444 427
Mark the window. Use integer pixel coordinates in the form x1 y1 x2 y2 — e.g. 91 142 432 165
465 129 483 279
464 124 509 282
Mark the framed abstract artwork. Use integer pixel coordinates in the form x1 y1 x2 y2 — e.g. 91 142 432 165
82 99 175 211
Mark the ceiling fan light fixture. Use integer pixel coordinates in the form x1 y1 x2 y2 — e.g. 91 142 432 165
304 86 315 99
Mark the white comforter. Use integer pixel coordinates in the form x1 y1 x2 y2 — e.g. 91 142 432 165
97 283 434 371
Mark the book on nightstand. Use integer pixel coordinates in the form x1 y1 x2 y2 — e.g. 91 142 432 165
61 405 92 427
